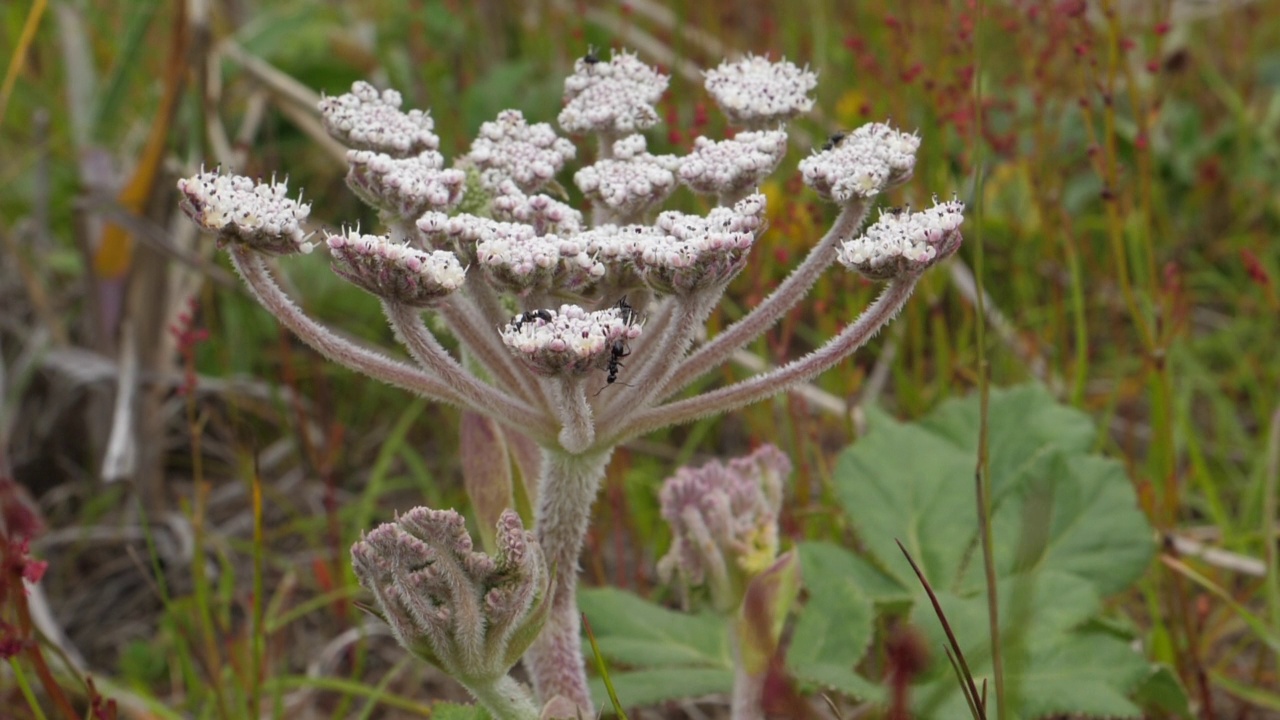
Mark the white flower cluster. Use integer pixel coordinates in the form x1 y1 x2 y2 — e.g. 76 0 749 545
500 304 642 377
836 199 966 280
573 135 681 220
679 130 788 197
703 54 817 127
634 194 767 294
467 110 577 192
319 81 439 157
327 230 466 307
800 122 920 203
424 213 604 294
559 50 670 135
176 171 313 255
345 150 466 218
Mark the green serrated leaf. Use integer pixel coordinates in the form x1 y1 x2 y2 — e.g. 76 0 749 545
589 668 735 712
787 543 879 700
579 588 730 669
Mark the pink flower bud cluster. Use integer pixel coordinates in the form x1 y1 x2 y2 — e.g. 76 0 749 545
636 194 768 295
489 182 583 237
559 50 670 135
176 171 313 255
679 129 788 197
799 122 921 202
573 135 681 220
319 81 439 157
327 230 466 307
467 110 577 192
345 150 466 218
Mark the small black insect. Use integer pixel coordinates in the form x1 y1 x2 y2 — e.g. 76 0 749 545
883 204 910 217
583 45 601 66
512 308 553 332
593 337 633 395
821 131 847 151
614 296 639 326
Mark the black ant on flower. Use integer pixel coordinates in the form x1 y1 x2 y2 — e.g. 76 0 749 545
821 131 847 151
512 308 553 332
593 297 641 395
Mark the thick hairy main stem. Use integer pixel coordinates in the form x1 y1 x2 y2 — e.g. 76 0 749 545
524 449 612 714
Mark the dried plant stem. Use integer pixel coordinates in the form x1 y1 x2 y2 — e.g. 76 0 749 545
525 449 613 715
614 276 916 445
660 199 871 399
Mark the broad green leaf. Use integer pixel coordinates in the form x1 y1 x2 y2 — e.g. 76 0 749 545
980 452 1155 596
787 543 880 700
796 541 912 605
1131 665 1194 719
579 588 732 709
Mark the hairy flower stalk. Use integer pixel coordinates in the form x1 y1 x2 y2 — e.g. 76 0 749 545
177 51 963 718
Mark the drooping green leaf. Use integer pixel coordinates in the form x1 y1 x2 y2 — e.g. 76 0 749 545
787 543 881 701
590 668 735 712
1131 665 1195 719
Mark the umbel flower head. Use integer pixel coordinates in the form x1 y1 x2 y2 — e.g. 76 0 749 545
679 129 788 197
351 508 550 685
466 110 577 193
500 304 642 377
837 199 966 280
657 445 792 613
345 150 466 219
703 54 817 127
559 49 670 135
327 230 466 307
573 134 681 220
319 81 440 157
176 171 313 255
799 121 921 202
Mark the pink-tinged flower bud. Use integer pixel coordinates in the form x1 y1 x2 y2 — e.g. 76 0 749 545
836 198 965 280
327 231 466 307
657 445 792 612
176 170 313 255
679 129 788 197
474 221 564 293
704 55 817 127
573 135 681 220
351 507 550 685
345 150 466 218
319 81 439 157
500 304 641 378
633 194 768 295
799 122 921 202
559 49 669 135
468 110 577 193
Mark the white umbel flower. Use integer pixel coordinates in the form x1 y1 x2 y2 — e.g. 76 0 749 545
704 55 817 127
574 135 681 220
490 181 584 237
319 81 439 157
559 49 670 135
327 230 466 307
679 130 788 197
176 170 313 255
836 199 965 280
634 194 768 295
345 150 466 218
500 304 642 377
799 122 920 203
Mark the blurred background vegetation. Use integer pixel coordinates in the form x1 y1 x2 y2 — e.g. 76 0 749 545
1 0 1278 717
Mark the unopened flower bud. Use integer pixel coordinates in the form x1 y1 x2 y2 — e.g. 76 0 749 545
351 508 550 685
319 81 439 157
799 122 920 202
836 199 965 280
704 55 817 127
345 150 466 218
490 182 584 237
559 49 669 135
176 171 313 255
657 445 792 612
500 304 641 377
327 230 466 307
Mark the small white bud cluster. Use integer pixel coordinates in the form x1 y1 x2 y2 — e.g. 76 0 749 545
467 110 577 192
490 181 583 237
703 54 817 127
635 194 768 295
433 214 602 294
176 171 313 255
836 199 966 280
345 150 466 218
327 230 466 307
319 81 439 157
800 122 921 203
679 129 788 197
559 50 670 135
500 304 642 377
574 135 681 220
